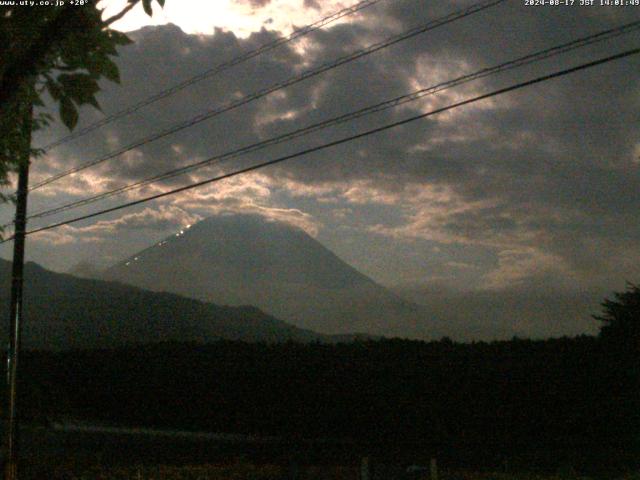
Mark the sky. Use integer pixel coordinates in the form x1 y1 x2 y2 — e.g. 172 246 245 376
1 0 639 338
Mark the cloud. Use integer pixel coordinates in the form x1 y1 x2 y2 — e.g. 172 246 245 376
167 172 323 235
481 247 571 291
31 205 201 246
239 0 273 8
102 0 357 37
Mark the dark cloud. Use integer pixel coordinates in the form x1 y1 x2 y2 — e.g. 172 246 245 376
303 0 321 10
236 0 272 8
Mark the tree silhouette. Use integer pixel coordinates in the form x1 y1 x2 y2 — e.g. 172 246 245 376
0 0 165 198
593 282 640 344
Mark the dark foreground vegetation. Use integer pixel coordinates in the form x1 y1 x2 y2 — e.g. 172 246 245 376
10 284 640 478
15 338 638 475
13 462 640 480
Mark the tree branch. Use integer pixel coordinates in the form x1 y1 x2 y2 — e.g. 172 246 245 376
104 1 137 27
0 6 76 118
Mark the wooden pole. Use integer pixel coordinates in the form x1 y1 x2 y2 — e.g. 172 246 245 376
360 456 370 480
3 103 32 480
430 457 438 480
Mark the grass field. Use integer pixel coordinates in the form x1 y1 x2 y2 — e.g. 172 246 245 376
24 462 353 480
17 461 640 480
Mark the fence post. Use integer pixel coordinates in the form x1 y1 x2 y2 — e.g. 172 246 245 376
288 457 299 480
430 457 438 480
360 456 370 480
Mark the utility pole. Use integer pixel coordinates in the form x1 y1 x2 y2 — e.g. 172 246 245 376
3 103 32 480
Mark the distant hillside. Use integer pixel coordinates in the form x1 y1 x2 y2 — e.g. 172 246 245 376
392 282 602 340
0 259 326 350
104 214 443 337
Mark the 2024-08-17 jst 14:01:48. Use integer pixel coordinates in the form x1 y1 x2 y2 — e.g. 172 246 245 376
526 0 640 5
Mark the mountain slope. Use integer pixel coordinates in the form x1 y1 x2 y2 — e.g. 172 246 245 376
104 214 439 337
0 259 325 350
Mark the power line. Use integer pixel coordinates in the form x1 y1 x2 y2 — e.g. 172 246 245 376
29 0 506 191
9 46 637 242
38 0 386 152
32 0 503 189
23 20 640 223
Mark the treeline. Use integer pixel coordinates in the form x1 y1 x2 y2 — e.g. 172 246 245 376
13 333 640 474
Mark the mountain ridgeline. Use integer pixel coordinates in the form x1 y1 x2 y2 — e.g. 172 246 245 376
103 214 440 338
0 259 325 350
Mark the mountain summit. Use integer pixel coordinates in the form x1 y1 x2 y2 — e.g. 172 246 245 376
104 214 432 337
